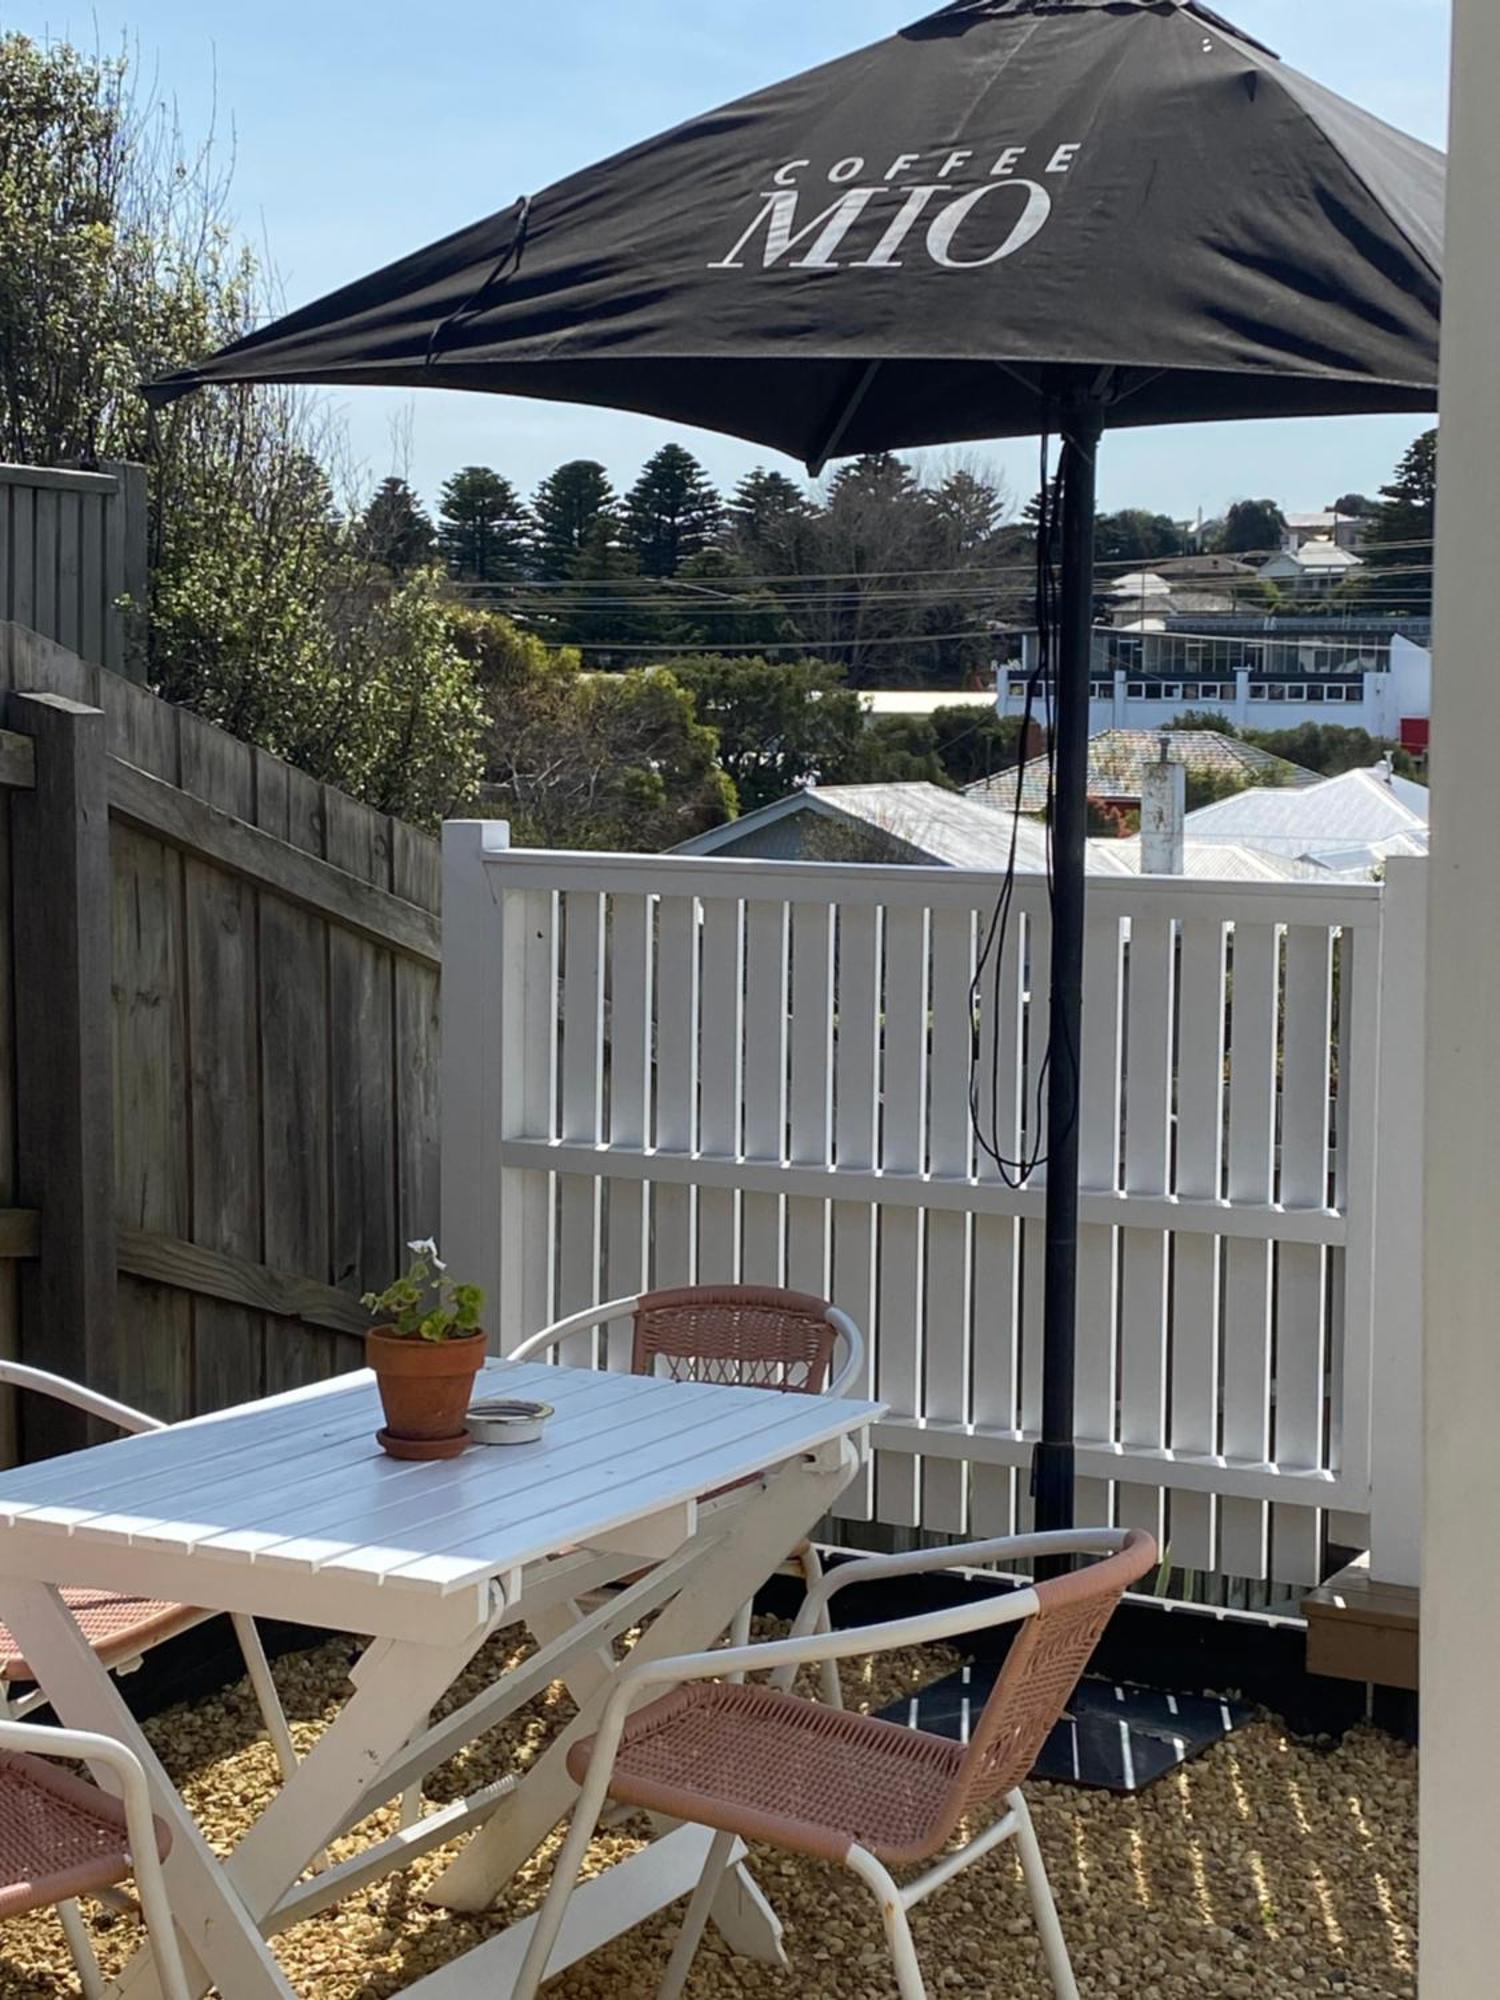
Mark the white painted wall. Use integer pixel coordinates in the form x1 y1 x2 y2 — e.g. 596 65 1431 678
1422 1 1497 1987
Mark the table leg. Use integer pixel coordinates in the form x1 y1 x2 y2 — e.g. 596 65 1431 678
428 1439 857 1917
0 1581 297 2000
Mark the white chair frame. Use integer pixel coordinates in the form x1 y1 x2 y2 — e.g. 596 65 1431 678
515 1528 1136 2000
0 1361 298 1782
0 1714 192 2000
509 1292 866 1705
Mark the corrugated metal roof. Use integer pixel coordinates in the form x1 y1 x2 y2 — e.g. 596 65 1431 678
1184 764 1430 869
969 730 1318 814
675 783 1341 882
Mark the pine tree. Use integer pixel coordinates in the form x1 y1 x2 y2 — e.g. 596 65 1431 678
359 477 436 577
623 444 722 578
1359 429 1437 613
725 468 816 575
437 466 531 585
531 459 617 580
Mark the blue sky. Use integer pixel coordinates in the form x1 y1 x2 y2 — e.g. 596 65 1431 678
10 0 1450 519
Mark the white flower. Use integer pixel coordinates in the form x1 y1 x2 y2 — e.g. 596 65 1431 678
408 1237 441 1264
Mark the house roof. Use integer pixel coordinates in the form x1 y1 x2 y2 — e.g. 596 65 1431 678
1109 570 1173 599
674 783 1338 883
967 730 1319 815
1261 536 1364 574
1152 554 1258 579
1184 763 1430 870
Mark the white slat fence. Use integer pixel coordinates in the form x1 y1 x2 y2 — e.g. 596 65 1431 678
442 832 1426 1597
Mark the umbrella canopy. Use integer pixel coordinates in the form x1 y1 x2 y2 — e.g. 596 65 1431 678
147 0 1441 458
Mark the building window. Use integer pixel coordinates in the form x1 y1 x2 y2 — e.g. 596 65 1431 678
1306 683 1325 703
1127 681 1146 699
1091 680 1113 699
1009 680 1029 698
1249 684 1268 701
1268 684 1287 701
1325 685 1346 703
1162 683 1182 700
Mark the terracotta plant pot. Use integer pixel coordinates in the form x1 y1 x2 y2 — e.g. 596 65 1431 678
367 1327 487 1459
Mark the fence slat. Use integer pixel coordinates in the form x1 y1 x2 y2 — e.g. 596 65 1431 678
653 897 698 1287
786 903 833 1300
1170 915 1228 1575
1018 902 1053 1531
697 896 743 1284
971 893 1025 1535
832 902 881 1521
1118 912 1175 1549
1220 923 1282 1581
515 888 558 1339
556 891 606 1363
1076 909 1123 1531
605 894 652 1369
876 906 928 1526
179 716 264 1412
924 905 975 1532
741 900 788 1285
1272 925 1335 1584
31 489 57 640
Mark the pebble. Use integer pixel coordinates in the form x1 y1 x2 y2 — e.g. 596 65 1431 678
0 1623 1417 1998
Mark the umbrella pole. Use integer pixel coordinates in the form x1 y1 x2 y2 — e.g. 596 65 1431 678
1033 408 1103 1562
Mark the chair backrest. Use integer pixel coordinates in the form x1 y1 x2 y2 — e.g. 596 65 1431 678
928 1530 1157 1846
631 1286 840 1394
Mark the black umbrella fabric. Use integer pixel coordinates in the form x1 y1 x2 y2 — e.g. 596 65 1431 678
149 0 1442 1549
147 0 1441 457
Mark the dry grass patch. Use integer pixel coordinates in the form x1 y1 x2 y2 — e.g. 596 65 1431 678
0 1624 1415 1999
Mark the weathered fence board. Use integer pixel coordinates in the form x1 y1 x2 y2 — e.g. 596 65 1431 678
0 464 146 680
0 624 442 1452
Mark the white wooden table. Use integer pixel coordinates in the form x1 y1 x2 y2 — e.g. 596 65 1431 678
0 1360 879 1998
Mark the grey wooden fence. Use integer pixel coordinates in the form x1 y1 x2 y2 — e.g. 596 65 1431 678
0 625 442 1461
0 464 149 683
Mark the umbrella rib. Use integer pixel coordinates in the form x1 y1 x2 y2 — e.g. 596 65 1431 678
806 361 882 476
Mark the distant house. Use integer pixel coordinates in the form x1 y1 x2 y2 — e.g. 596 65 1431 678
1259 535 1364 596
1106 571 1173 630
1283 508 1367 555
857 690 997 722
1183 762 1429 876
673 781 1310 880
966 729 1319 817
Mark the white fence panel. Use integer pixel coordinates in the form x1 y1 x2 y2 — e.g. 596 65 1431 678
443 840 1398 1593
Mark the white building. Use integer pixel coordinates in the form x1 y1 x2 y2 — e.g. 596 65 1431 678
997 625 1432 742
1258 534 1365 595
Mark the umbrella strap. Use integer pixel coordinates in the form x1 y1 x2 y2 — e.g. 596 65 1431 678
425 197 535 369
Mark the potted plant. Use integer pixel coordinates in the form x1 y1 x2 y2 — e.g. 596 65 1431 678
362 1240 487 1459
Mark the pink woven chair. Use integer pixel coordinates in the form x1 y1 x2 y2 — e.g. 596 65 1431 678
0 1716 190 2000
509 1285 866 1697
0 1361 297 1782
513 1527 1157 2000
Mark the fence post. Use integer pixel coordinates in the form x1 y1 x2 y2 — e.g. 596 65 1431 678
440 821 511 1351
1367 856 1426 1587
7 691 117 1454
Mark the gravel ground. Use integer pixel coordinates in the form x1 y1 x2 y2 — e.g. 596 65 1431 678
0 1625 1416 2000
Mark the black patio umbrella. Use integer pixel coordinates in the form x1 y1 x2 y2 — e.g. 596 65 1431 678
150 0 1442 1546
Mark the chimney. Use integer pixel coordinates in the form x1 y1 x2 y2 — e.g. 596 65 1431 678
1141 733 1186 875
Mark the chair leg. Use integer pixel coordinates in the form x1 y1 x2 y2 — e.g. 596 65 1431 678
57 1899 106 2000
725 1599 754 1684
657 1827 737 2000
798 1544 843 1709
511 1765 614 2000
229 1613 298 1783
846 1846 927 2000
1010 1789 1081 2000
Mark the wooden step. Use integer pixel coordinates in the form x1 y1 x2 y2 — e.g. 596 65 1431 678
1303 1555 1418 1691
